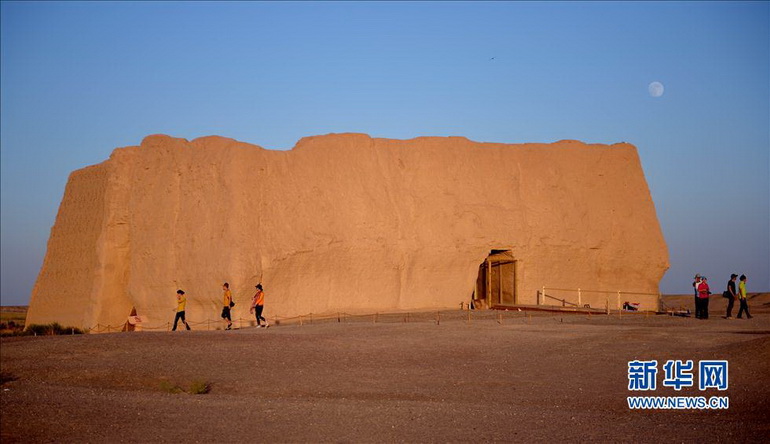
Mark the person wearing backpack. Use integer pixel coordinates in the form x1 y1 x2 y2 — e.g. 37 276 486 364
724 274 738 319
221 282 234 330
250 283 269 328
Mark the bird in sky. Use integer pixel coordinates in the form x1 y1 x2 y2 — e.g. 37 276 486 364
489 57 496 61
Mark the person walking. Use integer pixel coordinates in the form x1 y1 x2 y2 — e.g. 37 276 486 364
736 274 752 319
696 276 711 319
250 283 269 328
692 274 701 315
724 274 738 319
172 290 191 331
222 282 233 330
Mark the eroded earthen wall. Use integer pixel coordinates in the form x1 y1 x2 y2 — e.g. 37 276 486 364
27 134 669 330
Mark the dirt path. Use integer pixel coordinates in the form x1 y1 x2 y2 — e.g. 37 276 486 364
2 297 769 442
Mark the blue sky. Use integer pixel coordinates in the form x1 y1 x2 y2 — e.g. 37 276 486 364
1 1 768 305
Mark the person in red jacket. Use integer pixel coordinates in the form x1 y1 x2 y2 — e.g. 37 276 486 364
696 276 711 319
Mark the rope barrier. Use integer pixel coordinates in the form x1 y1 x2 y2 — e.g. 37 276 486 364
84 301 668 333
73 286 665 334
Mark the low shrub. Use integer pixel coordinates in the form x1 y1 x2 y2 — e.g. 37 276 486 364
189 380 211 395
159 379 211 395
159 380 184 394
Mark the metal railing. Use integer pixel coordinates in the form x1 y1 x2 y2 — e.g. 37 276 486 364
539 286 661 313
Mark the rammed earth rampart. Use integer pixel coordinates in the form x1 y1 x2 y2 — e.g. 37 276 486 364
27 134 669 330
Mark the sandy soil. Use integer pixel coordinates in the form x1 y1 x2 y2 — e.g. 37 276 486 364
2 295 769 443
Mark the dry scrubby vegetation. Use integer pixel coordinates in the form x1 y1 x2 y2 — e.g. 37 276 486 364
0 321 24 336
24 323 85 336
0 307 83 336
1 322 84 337
0 307 26 336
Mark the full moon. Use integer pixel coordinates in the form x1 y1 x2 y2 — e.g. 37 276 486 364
648 81 664 97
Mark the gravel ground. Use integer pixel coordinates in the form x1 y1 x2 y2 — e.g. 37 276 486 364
2 295 769 443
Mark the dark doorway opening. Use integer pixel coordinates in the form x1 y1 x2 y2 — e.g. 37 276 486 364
473 250 517 309
123 307 137 332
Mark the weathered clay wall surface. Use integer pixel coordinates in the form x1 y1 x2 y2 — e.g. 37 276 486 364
26 134 669 330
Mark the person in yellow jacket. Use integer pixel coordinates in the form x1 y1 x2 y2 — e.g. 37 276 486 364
736 275 752 319
250 283 269 328
172 290 191 331
221 282 233 330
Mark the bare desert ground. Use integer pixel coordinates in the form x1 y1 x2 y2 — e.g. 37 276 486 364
2 294 769 443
